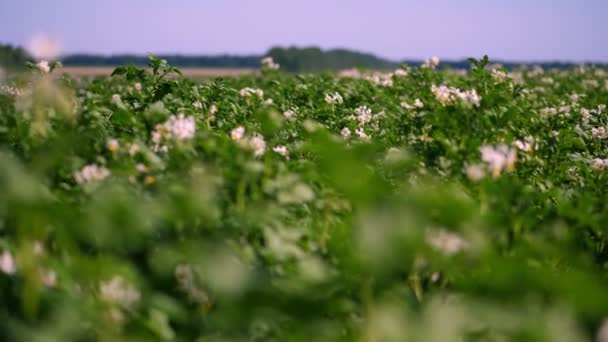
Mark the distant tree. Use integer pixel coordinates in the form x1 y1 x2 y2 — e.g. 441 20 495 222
266 46 397 72
0 44 31 71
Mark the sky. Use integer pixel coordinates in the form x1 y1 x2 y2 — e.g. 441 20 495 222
1 0 607 62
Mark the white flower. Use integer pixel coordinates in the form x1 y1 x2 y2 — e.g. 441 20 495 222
463 89 481 106
581 108 591 126
341 127 352 140
0 251 16 275
491 69 507 82
249 134 266 157
592 127 608 139
513 137 538 152
422 56 440 69
432 84 451 103
355 127 370 141
107 138 119 153
193 101 202 109
465 164 486 182
426 229 469 255
210 104 218 114
394 68 408 77
264 98 274 105
431 84 480 106
240 87 264 98
261 56 280 70
111 94 121 104
349 106 373 126
167 114 196 140
40 269 57 287
151 114 196 151
36 60 50 73
100 276 141 307
33 241 44 255
592 158 608 170
324 92 343 105
134 83 142 92
128 143 140 156
231 126 245 141
401 101 414 110
283 110 296 120
136 163 148 173
272 145 288 157
402 99 423 110
480 144 517 177
74 164 111 184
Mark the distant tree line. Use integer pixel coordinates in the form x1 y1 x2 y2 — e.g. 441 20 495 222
1 43 604 73
61 47 606 72
61 54 262 68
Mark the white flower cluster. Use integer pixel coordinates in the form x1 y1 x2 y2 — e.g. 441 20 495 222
272 145 288 158
580 105 606 127
249 135 267 156
426 229 469 255
283 109 296 120
347 106 374 126
261 56 280 70
151 114 196 152
338 68 406 87
74 164 111 184
513 136 538 152
36 60 50 73
0 85 27 97
324 92 343 105
100 275 141 307
479 144 517 177
240 87 264 98
540 107 558 118
465 164 486 182
592 158 608 170
354 127 370 141
431 84 481 107
365 72 394 87
341 127 352 140
582 79 599 88
400 98 424 110
343 106 383 141
592 127 608 139
230 126 266 156
393 68 408 77
421 56 440 69
491 69 508 82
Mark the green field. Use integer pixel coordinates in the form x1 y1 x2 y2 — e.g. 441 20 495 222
1 56 608 340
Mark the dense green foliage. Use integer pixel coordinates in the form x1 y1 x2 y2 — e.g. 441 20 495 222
1 55 608 341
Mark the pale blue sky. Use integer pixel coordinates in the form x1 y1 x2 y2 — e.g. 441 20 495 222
1 0 607 61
